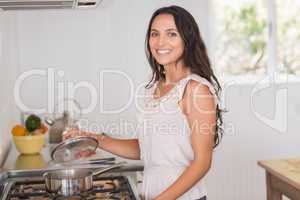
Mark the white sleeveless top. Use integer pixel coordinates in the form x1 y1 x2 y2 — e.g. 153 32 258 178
136 74 217 200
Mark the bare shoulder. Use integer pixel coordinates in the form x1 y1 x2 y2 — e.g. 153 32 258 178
185 79 213 98
182 79 216 115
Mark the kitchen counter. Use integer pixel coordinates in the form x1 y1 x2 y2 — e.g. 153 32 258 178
0 142 144 179
258 158 300 200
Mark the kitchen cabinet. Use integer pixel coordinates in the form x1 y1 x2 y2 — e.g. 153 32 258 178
258 158 300 200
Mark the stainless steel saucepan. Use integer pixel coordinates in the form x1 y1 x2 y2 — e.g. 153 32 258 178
43 162 125 196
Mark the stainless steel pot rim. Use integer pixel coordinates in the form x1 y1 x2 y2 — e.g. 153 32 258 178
43 168 93 179
51 136 99 162
43 162 125 180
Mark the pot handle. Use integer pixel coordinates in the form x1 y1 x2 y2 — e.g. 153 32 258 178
92 161 126 177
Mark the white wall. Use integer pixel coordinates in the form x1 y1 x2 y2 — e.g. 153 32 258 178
0 13 20 166
14 0 209 135
206 81 300 200
6 0 300 199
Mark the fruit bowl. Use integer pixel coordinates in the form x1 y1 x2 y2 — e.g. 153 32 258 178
11 114 48 154
13 134 45 154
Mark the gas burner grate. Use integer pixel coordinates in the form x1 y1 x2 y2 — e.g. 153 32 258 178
0 184 4 198
6 176 136 200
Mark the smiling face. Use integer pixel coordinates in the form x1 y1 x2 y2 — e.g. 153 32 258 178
149 14 185 67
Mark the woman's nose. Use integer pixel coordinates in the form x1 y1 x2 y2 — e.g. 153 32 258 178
158 35 166 46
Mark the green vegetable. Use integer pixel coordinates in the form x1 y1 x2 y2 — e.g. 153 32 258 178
25 114 41 132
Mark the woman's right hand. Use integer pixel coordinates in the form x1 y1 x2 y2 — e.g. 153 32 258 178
63 128 102 158
63 128 99 141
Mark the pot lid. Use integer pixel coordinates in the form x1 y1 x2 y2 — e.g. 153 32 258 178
51 137 99 162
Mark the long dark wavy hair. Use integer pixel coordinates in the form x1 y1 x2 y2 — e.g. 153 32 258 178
145 5 223 148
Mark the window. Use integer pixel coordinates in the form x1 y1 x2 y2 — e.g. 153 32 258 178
210 0 300 76
277 0 300 74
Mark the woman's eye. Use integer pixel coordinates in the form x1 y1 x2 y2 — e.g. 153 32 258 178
168 32 177 37
150 32 158 37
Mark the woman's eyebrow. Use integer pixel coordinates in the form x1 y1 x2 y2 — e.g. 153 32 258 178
165 28 177 31
150 29 159 32
150 28 178 32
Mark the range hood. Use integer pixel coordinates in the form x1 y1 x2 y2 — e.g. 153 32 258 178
0 0 102 10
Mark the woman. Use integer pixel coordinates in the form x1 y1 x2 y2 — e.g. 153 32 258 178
64 5 222 200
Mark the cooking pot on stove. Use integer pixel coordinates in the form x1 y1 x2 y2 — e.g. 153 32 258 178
43 162 125 196
44 135 126 197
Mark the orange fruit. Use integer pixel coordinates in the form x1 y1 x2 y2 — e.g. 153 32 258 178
31 123 48 135
38 123 48 134
12 125 27 136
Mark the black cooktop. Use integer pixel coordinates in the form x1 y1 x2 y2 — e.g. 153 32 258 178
5 176 136 200
0 184 3 196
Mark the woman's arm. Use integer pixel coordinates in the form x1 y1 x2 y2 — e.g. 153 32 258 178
63 130 140 160
154 80 216 200
99 135 140 160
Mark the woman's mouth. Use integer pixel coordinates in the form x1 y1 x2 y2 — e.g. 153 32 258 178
156 49 172 55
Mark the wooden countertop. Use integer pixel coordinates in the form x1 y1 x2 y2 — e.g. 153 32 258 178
258 158 300 191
